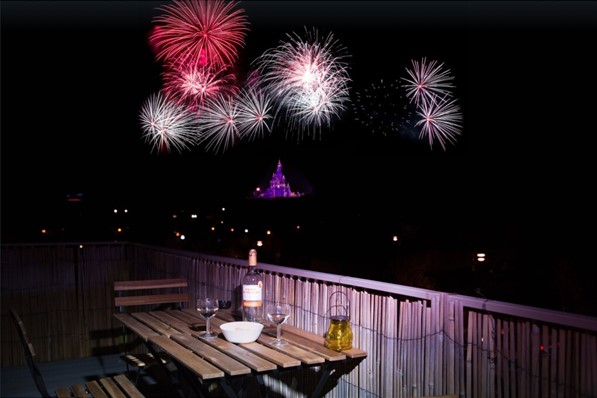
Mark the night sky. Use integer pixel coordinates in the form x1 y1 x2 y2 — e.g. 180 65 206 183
2 1 596 310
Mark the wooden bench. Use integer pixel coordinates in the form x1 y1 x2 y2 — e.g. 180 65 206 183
55 374 145 398
114 278 189 309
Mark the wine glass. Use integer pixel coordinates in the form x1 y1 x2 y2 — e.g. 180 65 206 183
196 297 219 338
266 302 291 346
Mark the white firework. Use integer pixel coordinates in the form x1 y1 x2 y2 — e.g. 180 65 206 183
139 91 199 154
402 57 455 107
415 95 463 151
196 94 240 154
236 86 274 141
255 27 351 140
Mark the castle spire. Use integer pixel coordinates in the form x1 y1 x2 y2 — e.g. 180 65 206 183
253 160 303 199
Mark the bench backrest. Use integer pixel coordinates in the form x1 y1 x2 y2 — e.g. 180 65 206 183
114 278 190 310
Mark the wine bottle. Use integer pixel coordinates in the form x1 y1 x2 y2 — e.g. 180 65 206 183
242 249 263 322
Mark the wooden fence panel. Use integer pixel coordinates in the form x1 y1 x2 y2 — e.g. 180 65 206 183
2 243 597 398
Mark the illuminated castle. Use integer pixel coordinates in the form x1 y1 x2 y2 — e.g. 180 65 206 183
253 160 303 199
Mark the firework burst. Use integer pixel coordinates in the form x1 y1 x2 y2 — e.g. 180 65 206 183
352 78 416 138
255 27 351 140
236 86 274 141
415 95 463 151
402 57 455 107
139 91 199 154
162 63 238 111
149 0 249 69
195 94 240 154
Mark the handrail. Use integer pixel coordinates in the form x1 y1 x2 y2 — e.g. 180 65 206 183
2 242 596 398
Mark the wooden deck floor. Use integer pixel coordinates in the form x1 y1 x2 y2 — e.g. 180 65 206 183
0 354 183 398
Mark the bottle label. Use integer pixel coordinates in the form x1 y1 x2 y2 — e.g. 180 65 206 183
242 284 262 306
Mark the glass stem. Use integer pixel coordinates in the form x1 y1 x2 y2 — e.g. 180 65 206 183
277 324 282 341
206 319 211 335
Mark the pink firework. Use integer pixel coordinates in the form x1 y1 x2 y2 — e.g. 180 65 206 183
162 63 238 111
402 57 455 107
149 0 249 69
255 27 351 139
139 91 199 154
415 95 463 151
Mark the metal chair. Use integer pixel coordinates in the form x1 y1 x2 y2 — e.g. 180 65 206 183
9 308 52 398
10 308 146 398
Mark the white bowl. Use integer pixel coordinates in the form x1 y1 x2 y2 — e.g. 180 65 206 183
220 321 264 344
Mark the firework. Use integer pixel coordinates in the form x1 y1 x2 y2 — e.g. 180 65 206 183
254 27 351 140
401 57 455 107
352 78 416 138
139 92 199 154
415 95 463 151
162 63 238 111
195 94 240 154
149 0 249 69
236 86 274 141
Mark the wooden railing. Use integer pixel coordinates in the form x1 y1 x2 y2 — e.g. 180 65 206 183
2 242 596 398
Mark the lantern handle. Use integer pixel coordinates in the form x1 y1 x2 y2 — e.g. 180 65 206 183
327 291 350 318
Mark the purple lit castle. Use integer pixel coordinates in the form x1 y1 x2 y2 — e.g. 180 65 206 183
253 160 303 199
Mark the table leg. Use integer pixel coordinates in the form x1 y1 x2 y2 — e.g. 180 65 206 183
310 363 333 398
218 373 266 398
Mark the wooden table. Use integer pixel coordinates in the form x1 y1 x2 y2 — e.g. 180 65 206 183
114 309 366 398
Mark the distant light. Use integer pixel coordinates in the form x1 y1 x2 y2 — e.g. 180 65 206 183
477 253 486 258
79 244 84 249
191 214 197 219
113 209 118 214
117 228 122 233
175 231 180 237
477 258 485 262
180 235 186 240
66 193 82 203
257 240 263 247
230 228 235 232
244 229 249 233
211 226 215 231
392 235 399 242
255 187 261 192
172 214 178 219
41 229 47 234
221 207 226 212
476 253 486 262
124 209 128 213
296 225 301 230
266 230 271 235
220 220 224 224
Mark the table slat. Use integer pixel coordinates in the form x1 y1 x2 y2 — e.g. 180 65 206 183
239 342 301 368
148 311 196 334
168 309 204 326
281 323 368 359
171 334 252 376
131 312 182 337
262 326 346 361
149 335 224 380
256 334 325 365
113 313 160 342
192 332 278 372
